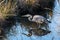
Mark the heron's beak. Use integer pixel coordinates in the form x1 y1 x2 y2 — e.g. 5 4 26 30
21 14 31 17
21 15 28 17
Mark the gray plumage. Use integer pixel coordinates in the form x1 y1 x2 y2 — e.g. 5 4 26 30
22 14 50 24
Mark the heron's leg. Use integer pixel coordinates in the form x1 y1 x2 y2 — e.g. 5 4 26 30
36 23 40 28
39 24 41 28
38 23 41 28
36 23 38 28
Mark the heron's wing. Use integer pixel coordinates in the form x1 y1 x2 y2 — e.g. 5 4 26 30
33 15 45 21
33 15 45 19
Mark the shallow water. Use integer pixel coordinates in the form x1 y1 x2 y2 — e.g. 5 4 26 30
6 0 60 40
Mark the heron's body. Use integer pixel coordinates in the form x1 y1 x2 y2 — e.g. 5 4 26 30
22 14 50 28
32 15 45 24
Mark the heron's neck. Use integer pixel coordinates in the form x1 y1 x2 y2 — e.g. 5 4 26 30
28 16 33 21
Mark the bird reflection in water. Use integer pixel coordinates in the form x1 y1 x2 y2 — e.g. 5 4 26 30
22 28 51 37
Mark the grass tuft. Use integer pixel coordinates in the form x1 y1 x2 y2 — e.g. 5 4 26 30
0 0 17 19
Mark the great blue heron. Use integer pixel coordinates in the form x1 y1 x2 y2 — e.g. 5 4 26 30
22 14 51 28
